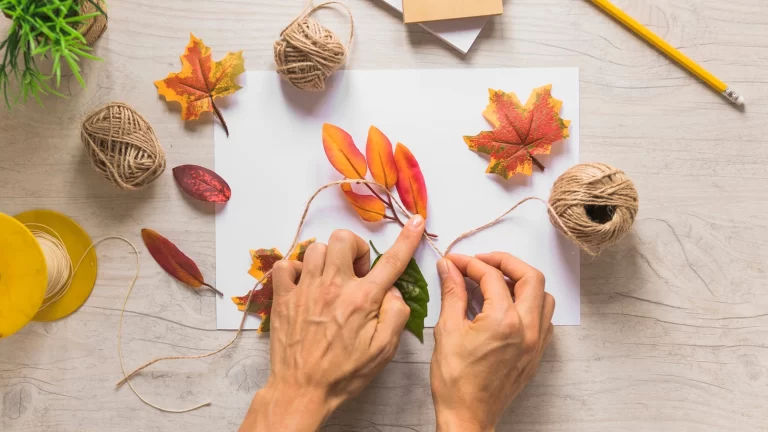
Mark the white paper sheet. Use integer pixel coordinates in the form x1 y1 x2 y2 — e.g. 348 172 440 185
376 0 488 54
215 68 581 330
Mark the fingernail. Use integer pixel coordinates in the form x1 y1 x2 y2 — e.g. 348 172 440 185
409 215 424 229
389 287 403 298
437 258 449 279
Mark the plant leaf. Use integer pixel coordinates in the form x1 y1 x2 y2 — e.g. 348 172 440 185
155 33 245 136
366 126 398 189
323 123 367 179
172 164 232 203
232 239 315 333
141 228 221 295
370 241 429 343
463 85 571 180
394 143 428 220
340 183 387 222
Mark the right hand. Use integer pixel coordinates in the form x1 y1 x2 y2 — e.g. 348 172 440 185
431 252 555 432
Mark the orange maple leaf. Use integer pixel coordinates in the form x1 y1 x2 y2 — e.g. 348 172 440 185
463 85 571 180
155 33 245 136
231 239 315 333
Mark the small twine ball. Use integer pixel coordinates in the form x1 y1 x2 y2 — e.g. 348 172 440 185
78 0 108 45
549 163 639 255
274 2 354 91
81 102 166 191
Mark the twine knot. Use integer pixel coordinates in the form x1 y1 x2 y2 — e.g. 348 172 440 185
548 163 639 255
81 102 166 191
274 2 354 91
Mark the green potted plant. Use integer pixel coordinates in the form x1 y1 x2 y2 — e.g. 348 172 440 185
0 0 107 108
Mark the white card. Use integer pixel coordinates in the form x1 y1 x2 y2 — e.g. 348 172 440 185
215 68 581 330
376 0 488 54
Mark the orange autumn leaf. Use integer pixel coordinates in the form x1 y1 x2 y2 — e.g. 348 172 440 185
155 33 245 136
366 126 398 190
323 123 367 179
141 228 222 296
394 143 428 220
340 183 387 222
463 85 570 180
232 239 315 332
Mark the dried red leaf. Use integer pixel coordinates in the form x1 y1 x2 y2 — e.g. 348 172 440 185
141 228 222 295
172 165 232 203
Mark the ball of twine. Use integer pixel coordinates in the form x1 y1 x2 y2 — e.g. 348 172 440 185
274 1 354 91
81 102 166 191
549 163 639 255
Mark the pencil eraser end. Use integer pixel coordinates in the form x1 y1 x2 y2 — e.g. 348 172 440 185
736 95 745 106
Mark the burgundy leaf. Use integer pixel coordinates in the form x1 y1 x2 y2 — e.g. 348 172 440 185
172 165 232 203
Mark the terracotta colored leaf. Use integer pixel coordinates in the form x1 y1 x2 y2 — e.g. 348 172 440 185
172 165 232 203
141 228 222 296
394 143 428 220
232 239 315 333
463 85 571 180
155 33 245 136
323 123 367 179
366 126 398 189
370 242 429 343
340 183 387 222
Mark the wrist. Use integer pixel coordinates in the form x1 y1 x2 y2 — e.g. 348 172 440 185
436 409 494 432
240 383 334 432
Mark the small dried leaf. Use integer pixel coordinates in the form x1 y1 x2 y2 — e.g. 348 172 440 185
341 183 387 222
323 123 367 179
141 228 220 295
394 143 428 220
173 165 232 203
366 126 398 190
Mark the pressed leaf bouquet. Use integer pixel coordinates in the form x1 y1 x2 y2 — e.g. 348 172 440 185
0 0 105 107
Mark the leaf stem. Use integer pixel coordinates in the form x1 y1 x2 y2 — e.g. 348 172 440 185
531 155 545 171
210 97 229 137
202 282 223 297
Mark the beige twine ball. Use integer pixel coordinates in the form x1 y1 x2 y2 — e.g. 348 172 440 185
549 163 639 255
81 102 166 191
78 0 108 45
274 2 354 91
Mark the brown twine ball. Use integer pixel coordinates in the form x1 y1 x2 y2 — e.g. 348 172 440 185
81 102 166 191
78 0 108 45
274 2 354 91
549 163 639 255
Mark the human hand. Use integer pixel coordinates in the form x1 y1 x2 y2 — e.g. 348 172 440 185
240 216 426 432
431 252 555 432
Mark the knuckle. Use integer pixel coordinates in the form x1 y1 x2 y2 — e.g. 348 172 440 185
273 260 291 273
306 242 327 255
545 292 556 309
379 252 404 271
532 269 546 286
330 229 356 244
499 312 523 334
522 333 539 355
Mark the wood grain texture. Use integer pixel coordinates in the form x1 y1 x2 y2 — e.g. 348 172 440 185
1 0 767 430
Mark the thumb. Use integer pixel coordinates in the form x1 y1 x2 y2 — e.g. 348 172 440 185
437 258 468 328
371 287 411 358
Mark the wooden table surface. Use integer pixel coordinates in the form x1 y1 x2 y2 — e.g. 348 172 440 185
1 0 767 430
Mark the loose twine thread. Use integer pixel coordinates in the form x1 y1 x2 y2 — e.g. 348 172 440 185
113 163 638 413
274 1 354 91
81 102 166 191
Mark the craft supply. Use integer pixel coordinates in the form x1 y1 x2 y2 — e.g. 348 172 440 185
172 165 232 203
548 163 638 255
79 0 108 45
377 0 487 54
216 68 582 329
588 0 744 106
118 164 637 411
14 210 99 322
155 34 245 137
403 0 502 24
81 102 166 191
274 2 354 91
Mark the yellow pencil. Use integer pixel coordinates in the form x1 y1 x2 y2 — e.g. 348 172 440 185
588 0 744 106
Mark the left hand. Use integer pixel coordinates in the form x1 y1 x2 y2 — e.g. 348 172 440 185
240 216 426 432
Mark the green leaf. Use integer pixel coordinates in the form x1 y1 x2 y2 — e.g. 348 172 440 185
370 241 429 343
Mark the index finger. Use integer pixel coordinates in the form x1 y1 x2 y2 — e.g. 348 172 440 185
447 253 513 314
365 215 425 295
